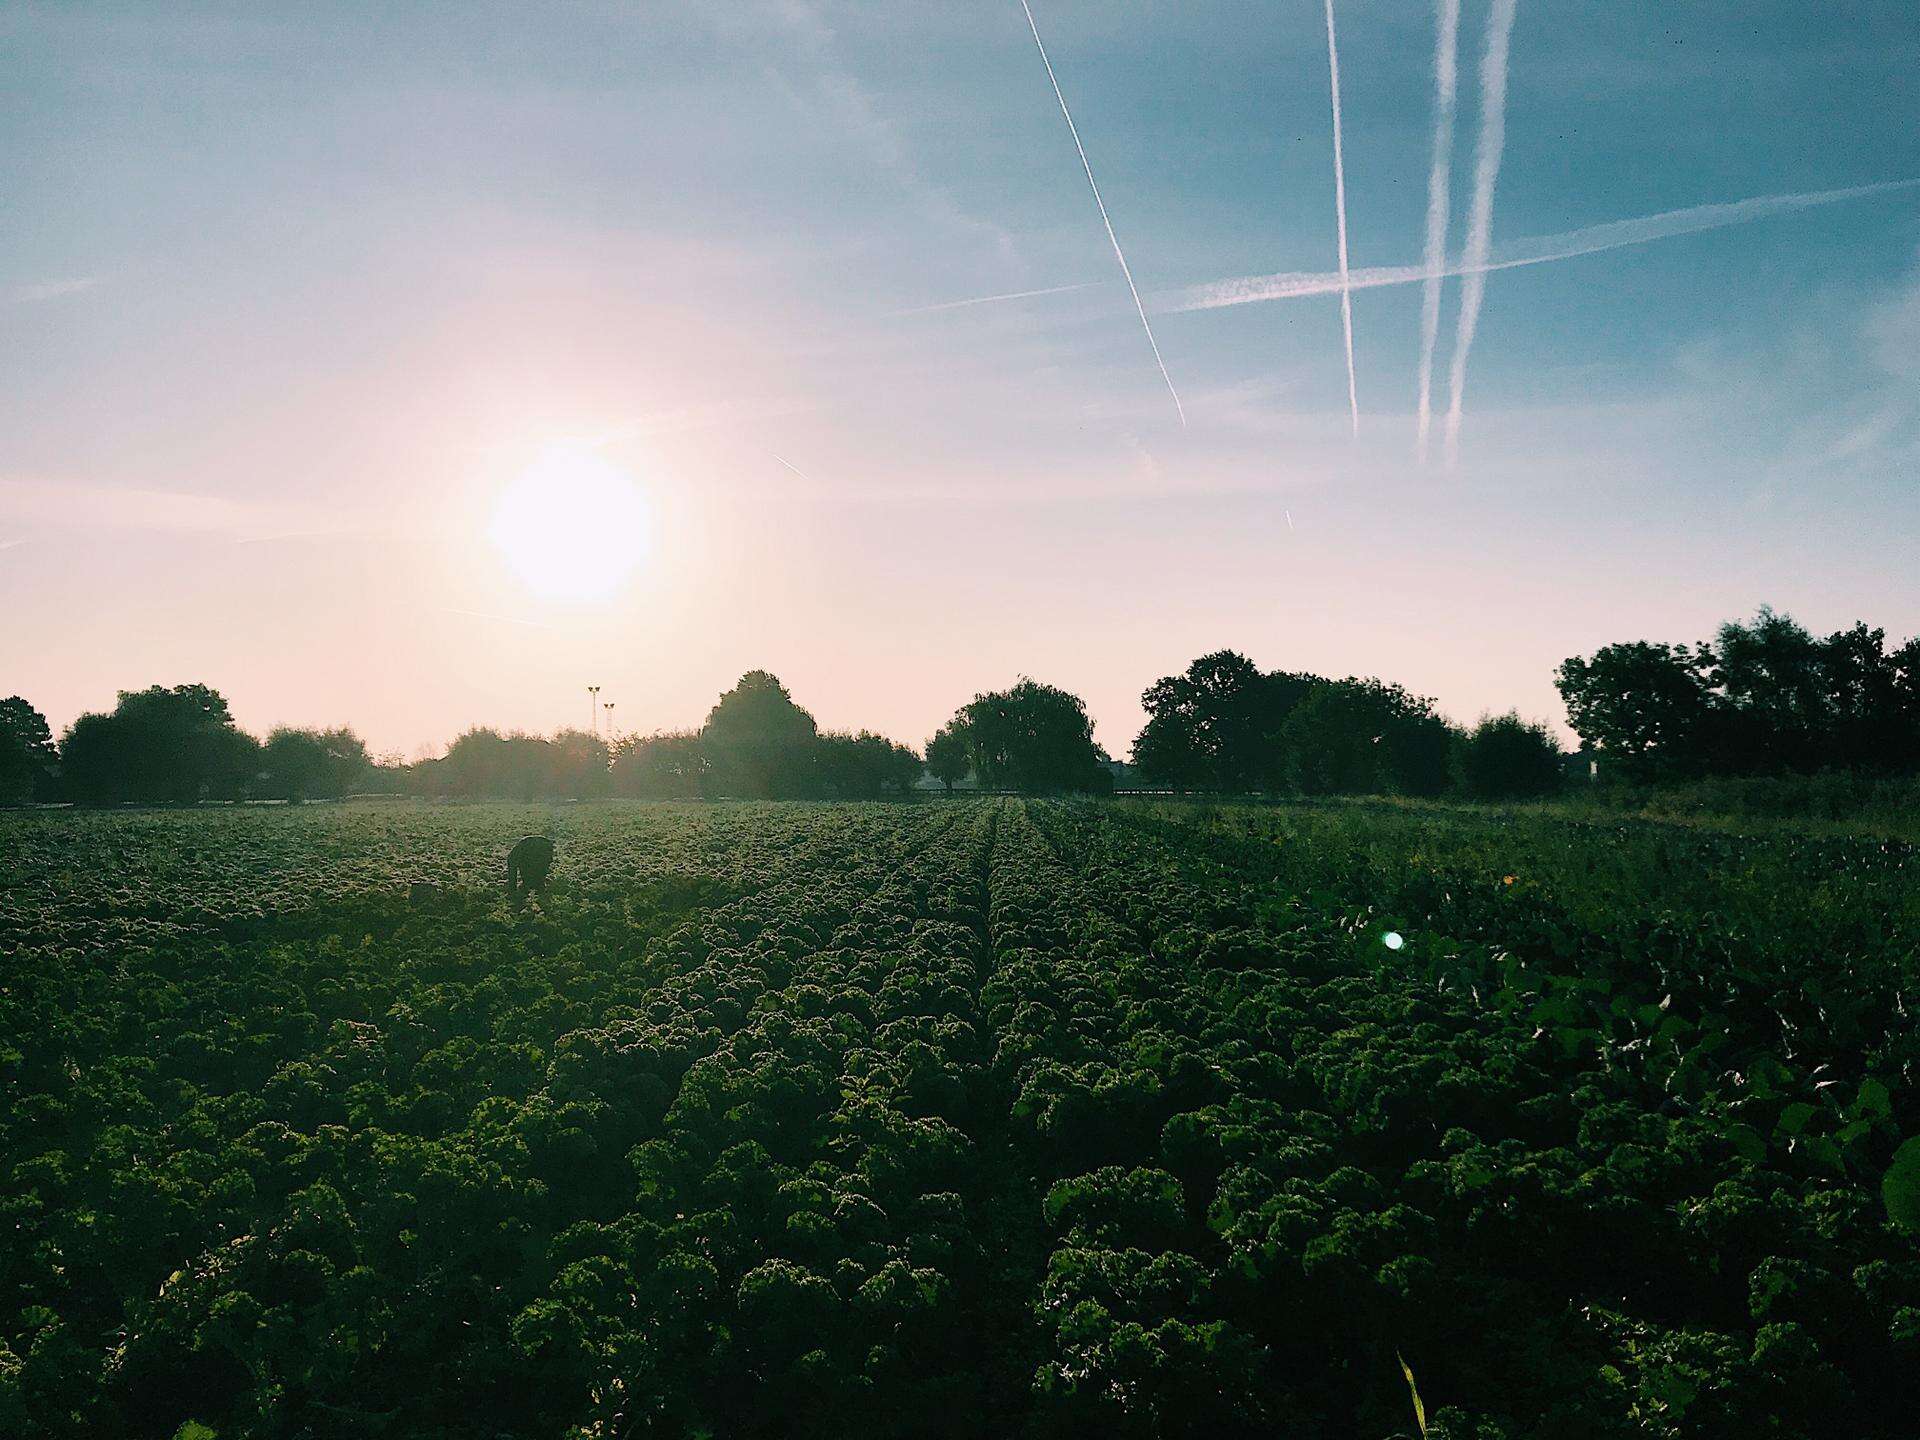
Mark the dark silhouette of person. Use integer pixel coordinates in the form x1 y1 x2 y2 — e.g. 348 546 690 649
507 835 555 901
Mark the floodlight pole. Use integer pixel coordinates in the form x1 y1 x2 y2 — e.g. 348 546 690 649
588 685 600 735
604 702 616 740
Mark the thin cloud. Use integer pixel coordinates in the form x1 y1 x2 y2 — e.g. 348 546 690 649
1158 178 1920 312
1416 0 1463 460
0 476 370 541
1444 0 1520 463
4 276 102 304
886 281 1099 317
1323 0 1359 435
437 607 557 631
1018 0 1187 428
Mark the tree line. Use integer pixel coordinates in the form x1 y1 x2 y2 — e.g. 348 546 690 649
5 606 1912 806
1555 607 1920 780
1123 649 1564 800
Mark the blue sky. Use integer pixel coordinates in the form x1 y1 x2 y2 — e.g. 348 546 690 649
3 1 1917 756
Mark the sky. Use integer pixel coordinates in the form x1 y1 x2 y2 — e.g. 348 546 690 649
3 0 1918 760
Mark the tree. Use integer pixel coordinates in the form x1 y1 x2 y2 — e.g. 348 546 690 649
259 727 371 801
545 729 612 799
611 732 706 798
1555 641 1715 780
1819 623 1913 771
1279 679 1453 797
814 732 921 798
1460 712 1564 800
1132 652 1319 792
700 671 818 798
60 684 259 804
949 679 1109 794
0 696 57 804
924 723 969 794
1709 607 1829 774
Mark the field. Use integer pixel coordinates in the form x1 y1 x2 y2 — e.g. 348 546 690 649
4 799 1918 1439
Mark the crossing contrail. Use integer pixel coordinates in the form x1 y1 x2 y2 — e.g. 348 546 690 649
1444 0 1519 463
1018 0 1187 427
1416 0 1462 461
1323 0 1358 435
1157 178 1920 312
888 281 1099 316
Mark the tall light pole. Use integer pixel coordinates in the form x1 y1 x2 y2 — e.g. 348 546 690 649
604 701 616 740
588 685 600 736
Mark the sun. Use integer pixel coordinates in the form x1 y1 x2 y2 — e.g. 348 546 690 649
489 443 650 602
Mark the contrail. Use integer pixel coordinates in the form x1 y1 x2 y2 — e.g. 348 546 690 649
1416 0 1462 461
1017 0 1187 428
1323 0 1358 435
1158 178 1920 311
1443 0 1519 464
888 281 1099 316
765 450 813 482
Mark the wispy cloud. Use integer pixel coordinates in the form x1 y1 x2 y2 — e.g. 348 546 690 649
0 476 368 541
5 276 102 304
886 281 1099 317
1323 0 1359 435
1159 178 1920 313
1018 0 1187 428
739 1 1020 266
1416 0 1462 461
436 606 557 631
1444 0 1520 463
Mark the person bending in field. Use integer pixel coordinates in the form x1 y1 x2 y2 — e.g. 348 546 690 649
507 834 555 902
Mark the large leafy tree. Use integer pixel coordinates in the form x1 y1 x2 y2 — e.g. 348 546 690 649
0 696 57 803
948 679 1109 794
259 726 372 801
1555 640 1716 779
1559 609 1920 779
1460 711 1565 800
60 684 259 804
1280 678 1453 797
1709 607 1830 773
924 722 969 794
1132 651 1317 792
611 731 706 797
700 671 819 798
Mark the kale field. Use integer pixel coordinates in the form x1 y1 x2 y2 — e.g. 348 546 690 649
4 798 1919 1438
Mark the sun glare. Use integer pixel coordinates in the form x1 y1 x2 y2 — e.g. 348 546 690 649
489 444 649 602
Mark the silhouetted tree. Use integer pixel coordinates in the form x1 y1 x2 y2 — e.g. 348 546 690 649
1280 678 1452 797
814 731 922 798
924 723 969 794
424 728 608 799
949 679 1109 794
546 729 612 799
259 727 371 801
612 731 706 798
1132 651 1319 791
1709 607 1829 773
1555 640 1716 780
1460 712 1564 800
60 684 259 804
1558 609 1920 780
0 696 57 804
700 671 818 798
